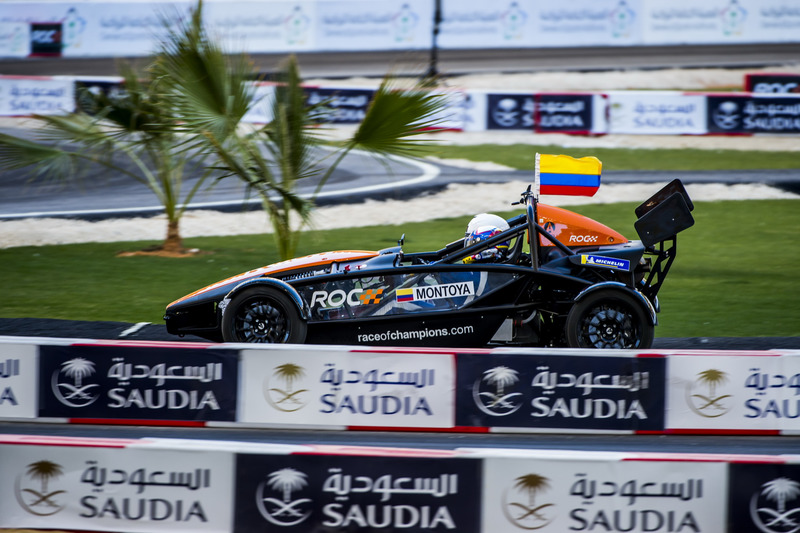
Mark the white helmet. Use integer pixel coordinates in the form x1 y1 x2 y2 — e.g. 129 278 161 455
464 213 510 263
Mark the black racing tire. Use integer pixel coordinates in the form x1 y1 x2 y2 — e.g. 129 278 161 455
221 286 307 344
565 289 654 349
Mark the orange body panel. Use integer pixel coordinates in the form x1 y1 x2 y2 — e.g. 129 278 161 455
537 203 628 247
168 250 379 306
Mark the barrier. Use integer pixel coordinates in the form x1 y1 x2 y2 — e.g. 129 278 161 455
2 335 799 435
1 433 799 532
2 0 799 59
4 74 799 136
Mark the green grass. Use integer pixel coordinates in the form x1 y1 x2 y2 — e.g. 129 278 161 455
2 199 799 338
427 144 800 171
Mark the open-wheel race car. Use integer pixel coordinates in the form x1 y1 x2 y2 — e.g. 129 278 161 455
164 154 694 349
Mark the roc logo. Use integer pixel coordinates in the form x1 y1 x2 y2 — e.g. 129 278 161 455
502 473 555 530
256 468 312 526
52 357 99 408
310 287 383 308
264 363 309 412
473 365 523 417
749 477 800 533
686 368 732 418
15 460 67 516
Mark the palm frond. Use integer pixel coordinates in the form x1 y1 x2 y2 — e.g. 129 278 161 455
349 78 446 158
0 132 80 178
153 2 254 142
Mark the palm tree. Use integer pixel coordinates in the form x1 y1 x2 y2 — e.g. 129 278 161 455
0 48 215 254
483 366 519 397
273 363 305 393
762 477 800 513
156 1 446 259
61 357 95 387
514 473 551 508
26 460 64 493
267 468 308 502
696 369 728 397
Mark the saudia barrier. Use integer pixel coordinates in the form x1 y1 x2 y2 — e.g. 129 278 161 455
2 0 800 59
1 433 800 533
3 74 800 135
1 336 799 435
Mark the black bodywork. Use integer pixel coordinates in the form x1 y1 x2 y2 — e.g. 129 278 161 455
165 180 694 349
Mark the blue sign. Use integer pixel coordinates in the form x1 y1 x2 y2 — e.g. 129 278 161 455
38 344 239 421
233 453 481 532
535 93 594 133
304 87 375 124
487 93 535 130
456 352 666 431
727 463 800 533
708 95 800 134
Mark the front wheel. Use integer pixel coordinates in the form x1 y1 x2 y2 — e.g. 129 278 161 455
221 286 307 344
565 289 654 349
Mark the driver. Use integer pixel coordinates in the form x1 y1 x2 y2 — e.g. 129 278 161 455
463 213 510 263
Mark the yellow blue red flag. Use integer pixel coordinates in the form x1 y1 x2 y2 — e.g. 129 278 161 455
535 153 602 196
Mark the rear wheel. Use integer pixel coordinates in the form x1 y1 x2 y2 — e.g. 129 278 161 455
221 287 307 344
565 289 653 349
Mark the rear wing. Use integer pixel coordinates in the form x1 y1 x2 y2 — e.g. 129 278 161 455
634 179 695 248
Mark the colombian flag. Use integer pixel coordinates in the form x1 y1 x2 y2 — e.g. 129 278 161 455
536 153 601 197
397 288 414 302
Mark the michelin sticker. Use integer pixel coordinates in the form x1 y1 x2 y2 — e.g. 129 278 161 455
397 281 474 302
580 255 630 271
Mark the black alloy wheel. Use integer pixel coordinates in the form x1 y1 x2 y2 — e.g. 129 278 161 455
565 289 654 349
221 286 307 343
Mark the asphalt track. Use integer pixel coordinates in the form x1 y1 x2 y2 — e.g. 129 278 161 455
2 45 800 453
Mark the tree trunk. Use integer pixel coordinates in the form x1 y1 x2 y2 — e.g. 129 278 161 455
162 219 184 253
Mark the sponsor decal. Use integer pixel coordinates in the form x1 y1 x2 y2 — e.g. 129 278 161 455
487 94 535 130
235 454 481 532
667 355 800 431
39 345 238 421
30 23 62 56
0 358 21 407
14 459 68 516
264 363 310 413
240 350 454 428
310 287 384 308
458 353 666 431
708 95 800 134
3 446 233 530
395 281 474 303
357 325 475 344
473 365 524 417
729 464 800 533
501 472 555 529
686 368 733 418
484 457 726 532
535 94 593 133
580 254 630 271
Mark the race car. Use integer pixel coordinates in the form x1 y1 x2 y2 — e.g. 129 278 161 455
164 156 694 349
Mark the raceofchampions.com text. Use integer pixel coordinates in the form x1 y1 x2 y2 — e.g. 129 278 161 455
357 325 474 343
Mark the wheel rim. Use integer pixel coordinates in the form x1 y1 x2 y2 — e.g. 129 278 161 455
233 297 290 343
577 304 640 349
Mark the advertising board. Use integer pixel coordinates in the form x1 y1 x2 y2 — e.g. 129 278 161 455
727 462 800 533
707 94 800 134
0 443 234 532
0 343 37 419
608 91 707 135
666 353 800 432
456 352 666 431
37 344 239 422
480 453 728 532
535 93 595 134
0 76 75 116
233 452 481 532
239 347 454 428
